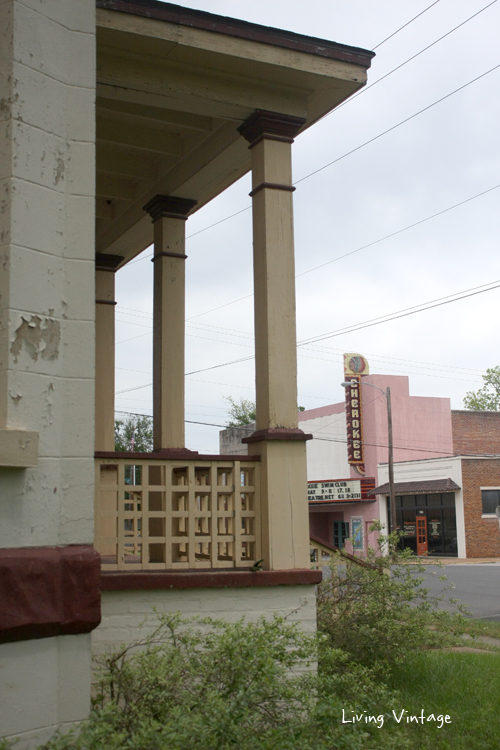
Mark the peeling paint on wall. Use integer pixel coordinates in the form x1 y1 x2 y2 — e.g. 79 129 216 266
10 316 60 363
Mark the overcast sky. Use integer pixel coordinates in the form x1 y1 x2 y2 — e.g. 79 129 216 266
114 0 500 452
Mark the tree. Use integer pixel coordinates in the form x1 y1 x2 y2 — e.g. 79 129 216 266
115 414 153 452
224 397 306 426
463 366 500 411
225 397 256 427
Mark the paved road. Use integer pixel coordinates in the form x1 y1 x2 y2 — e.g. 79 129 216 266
412 563 500 621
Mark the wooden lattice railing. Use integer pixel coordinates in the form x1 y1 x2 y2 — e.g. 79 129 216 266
310 536 379 571
95 456 260 571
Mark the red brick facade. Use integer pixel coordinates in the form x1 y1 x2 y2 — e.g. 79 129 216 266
452 410 500 455
461 458 500 558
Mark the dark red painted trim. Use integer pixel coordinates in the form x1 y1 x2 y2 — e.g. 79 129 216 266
96 0 375 68
249 182 296 198
238 110 306 145
95 252 124 270
242 428 313 444
95 450 260 461
0 546 101 645
143 194 197 221
151 251 188 261
101 568 322 590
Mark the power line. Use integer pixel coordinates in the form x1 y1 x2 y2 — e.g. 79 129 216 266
117 177 500 337
182 60 500 253
322 1 498 115
116 311 485 377
294 62 500 185
116 275 498 392
183 181 500 324
114 408 499 459
300 279 500 346
372 0 442 49
118 5 497 278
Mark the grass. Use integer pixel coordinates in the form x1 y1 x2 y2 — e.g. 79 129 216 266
461 617 500 639
387 650 500 750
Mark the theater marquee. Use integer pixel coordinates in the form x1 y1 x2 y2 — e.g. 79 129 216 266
308 477 376 503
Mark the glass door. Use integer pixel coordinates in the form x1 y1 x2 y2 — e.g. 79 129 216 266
416 515 428 556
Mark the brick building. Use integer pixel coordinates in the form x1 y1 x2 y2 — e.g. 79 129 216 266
375 409 500 559
460 458 500 557
452 410 500 455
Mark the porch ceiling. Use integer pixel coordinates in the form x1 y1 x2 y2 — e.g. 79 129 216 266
95 0 374 265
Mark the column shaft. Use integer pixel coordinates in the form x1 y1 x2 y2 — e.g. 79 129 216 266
239 110 311 571
152 216 186 450
251 137 298 430
95 269 116 452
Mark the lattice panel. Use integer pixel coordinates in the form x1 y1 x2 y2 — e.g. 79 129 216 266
95 458 260 571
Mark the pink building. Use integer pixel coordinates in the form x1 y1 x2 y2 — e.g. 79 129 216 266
301 374 454 556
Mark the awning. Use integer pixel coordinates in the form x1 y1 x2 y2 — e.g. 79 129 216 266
370 478 461 496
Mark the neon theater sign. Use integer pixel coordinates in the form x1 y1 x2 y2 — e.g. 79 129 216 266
343 353 369 477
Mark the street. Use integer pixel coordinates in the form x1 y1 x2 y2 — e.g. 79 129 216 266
413 563 500 621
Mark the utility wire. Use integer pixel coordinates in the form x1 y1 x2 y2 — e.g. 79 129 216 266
114 408 498 459
322 1 497 115
372 0 442 49
115 277 499 394
180 182 500 324
117 62 500 331
294 62 500 185
300 280 500 345
116 311 484 375
121 3 495 270
184 59 500 251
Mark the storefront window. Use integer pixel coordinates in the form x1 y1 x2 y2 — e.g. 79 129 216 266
481 489 500 514
394 493 457 557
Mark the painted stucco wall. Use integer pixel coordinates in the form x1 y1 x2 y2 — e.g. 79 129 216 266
300 376 455 554
377 457 466 558
299 403 349 481
94 585 318 653
0 634 92 748
0 0 96 548
0 0 96 745
361 375 454 480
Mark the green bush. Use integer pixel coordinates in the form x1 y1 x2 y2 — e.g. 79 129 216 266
36 614 411 750
317 524 468 666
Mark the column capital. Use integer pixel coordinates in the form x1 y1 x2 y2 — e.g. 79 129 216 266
238 110 306 147
143 195 197 222
95 253 124 272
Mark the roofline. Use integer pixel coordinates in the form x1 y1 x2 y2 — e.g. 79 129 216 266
452 409 500 415
96 0 375 68
378 454 500 467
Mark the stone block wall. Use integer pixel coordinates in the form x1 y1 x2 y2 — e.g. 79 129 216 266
0 1 97 746
93 585 317 654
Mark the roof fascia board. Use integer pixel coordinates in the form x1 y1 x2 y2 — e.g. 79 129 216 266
96 0 375 68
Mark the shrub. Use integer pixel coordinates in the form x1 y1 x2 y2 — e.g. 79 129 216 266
35 613 411 750
317 524 468 666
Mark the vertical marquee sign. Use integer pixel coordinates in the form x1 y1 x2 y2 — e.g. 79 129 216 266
344 353 369 477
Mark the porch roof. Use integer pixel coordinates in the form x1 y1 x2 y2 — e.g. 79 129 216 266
370 478 461 496
95 0 374 263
